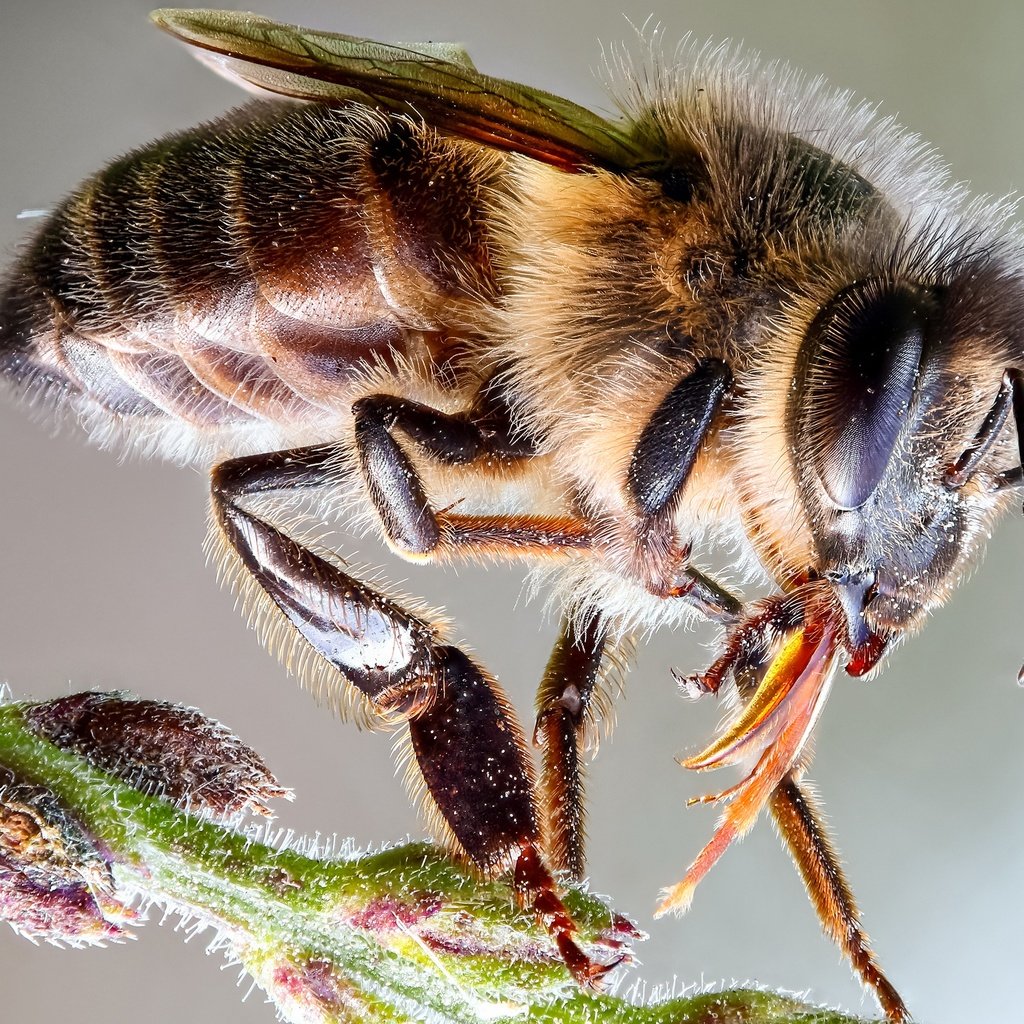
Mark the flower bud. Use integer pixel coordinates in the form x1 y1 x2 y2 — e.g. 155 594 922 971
0 768 132 944
26 692 289 821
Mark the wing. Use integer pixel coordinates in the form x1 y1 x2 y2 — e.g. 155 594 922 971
150 8 657 173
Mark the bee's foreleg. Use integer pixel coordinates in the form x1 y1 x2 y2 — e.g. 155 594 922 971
533 612 607 879
209 447 619 987
626 358 741 621
769 774 909 1023
947 367 1024 507
652 560 743 623
627 358 732 517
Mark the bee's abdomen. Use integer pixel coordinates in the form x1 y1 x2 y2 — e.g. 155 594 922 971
0 103 502 455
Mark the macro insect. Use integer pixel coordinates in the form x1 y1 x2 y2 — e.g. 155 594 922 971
3 8 1024 1021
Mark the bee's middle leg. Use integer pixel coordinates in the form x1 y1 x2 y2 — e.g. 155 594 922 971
350 363 743 884
209 447 617 986
352 389 595 560
351 390 625 884
533 611 610 879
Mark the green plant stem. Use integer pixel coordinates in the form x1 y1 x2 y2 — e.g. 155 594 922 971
0 700 874 1024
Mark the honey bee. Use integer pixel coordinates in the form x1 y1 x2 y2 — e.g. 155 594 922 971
2 8 1023 1021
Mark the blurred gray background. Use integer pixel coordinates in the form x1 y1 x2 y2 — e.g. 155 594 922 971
2 1 1023 1021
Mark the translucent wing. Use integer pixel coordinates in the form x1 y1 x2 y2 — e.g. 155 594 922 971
151 8 655 173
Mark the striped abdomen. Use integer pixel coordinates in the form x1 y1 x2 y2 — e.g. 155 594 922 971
0 102 504 455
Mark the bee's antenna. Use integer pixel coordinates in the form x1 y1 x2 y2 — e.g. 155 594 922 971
948 369 1024 505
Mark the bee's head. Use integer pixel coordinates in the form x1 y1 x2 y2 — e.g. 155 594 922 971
788 273 1023 672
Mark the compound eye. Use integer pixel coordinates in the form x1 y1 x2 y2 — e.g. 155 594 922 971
797 281 935 509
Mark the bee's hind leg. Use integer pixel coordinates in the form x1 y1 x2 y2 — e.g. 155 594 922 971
209 447 621 988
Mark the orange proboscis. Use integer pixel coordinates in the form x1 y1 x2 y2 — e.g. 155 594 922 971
680 625 818 772
656 617 839 917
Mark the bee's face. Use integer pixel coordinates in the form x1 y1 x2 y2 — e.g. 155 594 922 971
788 269 1022 658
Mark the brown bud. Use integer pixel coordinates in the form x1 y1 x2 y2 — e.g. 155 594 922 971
26 693 290 821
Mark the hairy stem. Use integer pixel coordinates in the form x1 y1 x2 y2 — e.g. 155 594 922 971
0 694 874 1024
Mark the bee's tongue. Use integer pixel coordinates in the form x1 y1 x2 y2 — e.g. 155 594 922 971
656 615 839 917
680 625 823 772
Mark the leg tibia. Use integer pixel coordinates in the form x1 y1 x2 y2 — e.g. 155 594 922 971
215 499 437 717
534 614 607 879
353 406 441 554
